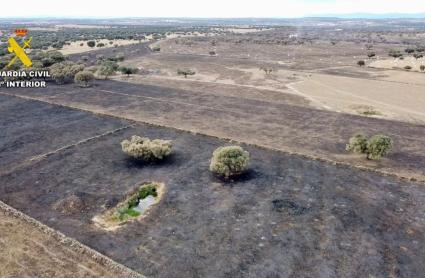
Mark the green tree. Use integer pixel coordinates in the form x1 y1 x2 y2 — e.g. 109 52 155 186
98 60 118 80
50 61 84 84
74 71 95 87
87 41 96 48
119 67 139 77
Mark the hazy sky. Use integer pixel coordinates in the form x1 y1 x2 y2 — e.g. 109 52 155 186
2 0 425 18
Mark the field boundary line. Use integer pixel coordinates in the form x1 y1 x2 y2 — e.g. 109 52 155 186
0 200 145 278
1 91 423 184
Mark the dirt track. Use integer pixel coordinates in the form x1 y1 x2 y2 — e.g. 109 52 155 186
0 93 424 277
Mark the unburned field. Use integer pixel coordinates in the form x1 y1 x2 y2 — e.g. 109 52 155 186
0 94 424 277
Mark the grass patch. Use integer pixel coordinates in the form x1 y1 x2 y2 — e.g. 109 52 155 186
112 184 158 222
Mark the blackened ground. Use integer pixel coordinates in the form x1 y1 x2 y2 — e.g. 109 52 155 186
0 95 129 172
0 95 424 278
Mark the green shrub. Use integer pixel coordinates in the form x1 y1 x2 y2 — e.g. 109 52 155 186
346 134 368 154
119 66 139 76
121 135 172 161
209 146 250 179
357 60 365 67
74 71 94 87
50 61 84 84
347 134 393 160
177 69 195 78
87 40 96 48
420 65 425 72
367 135 393 160
152 46 161 52
98 60 118 80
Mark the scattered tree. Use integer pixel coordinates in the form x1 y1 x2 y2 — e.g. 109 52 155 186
260 67 274 75
209 146 250 179
98 60 119 80
357 60 366 67
389 49 403 58
50 61 84 84
121 135 172 161
119 66 139 77
367 52 376 59
405 48 415 54
177 69 195 78
87 41 96 48
346 134 393 160
413 53 423 59
74 71 95 87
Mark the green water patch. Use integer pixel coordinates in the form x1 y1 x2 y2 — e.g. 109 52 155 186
113 184 158 221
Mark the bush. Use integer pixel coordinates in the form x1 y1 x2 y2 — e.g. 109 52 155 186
357 60 365 67
389 49 402 58
420 65 425 72
152 46 161 52
404 65 412 70
121 135 172 161
97 43 105 48
119 66 139 76
346 134 393 160
98 60 118 79
346 134 368 154
367 135 393 160
74 71 94 87
87 41 96 48
50 61 84 84
209 146 250 179
177 69 195 78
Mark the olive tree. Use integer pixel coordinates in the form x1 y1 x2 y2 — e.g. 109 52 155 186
346 134 393 160
98 60 118 80
209 146 250 179
121 135 172 161
50 61 84 84
119 66 139 77
74 71 95 87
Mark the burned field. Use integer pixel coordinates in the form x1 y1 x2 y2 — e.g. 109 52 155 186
0 94 424 277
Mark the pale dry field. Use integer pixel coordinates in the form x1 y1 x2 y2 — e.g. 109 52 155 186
56 39 142 55
369 56 425 72
289 72 425 124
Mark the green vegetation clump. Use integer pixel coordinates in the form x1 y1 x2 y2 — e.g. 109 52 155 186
209 146 250 179
74 71 95 87
121 135 172 161
367 135 393 160
346 134 393 160
87 40 96 48
177 69 196 78
114 184 158 221
50 61 84 84
98 60 119 80
389 49 403 58
152 46 161 52
420 65 425 72
357 60 365 67
119 66 139 76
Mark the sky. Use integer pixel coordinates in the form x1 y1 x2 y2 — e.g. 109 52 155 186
1 0 425 18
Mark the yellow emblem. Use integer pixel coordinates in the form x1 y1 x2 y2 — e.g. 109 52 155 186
7 37 33 68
